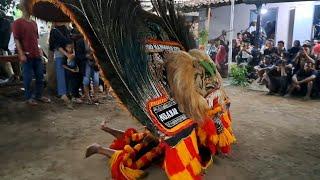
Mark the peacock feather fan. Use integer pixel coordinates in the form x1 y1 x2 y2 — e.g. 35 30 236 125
29 0 196 137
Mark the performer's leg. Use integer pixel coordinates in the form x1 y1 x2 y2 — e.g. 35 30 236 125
100 120 124 139
85 143 116 158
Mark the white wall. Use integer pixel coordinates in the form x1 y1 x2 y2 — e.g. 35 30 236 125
208 1 320 48
292 3 316 43
209 4 254 40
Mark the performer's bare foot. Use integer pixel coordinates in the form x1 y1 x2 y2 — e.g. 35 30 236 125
86 143 101 158
100 120 124 138
100 120 108 130
85 143 100 158
85 143 116 158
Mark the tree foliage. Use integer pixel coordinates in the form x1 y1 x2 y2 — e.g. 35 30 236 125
198 30 209 45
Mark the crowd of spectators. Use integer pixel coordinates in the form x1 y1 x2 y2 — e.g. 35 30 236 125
232 29 320 100
0 1 104 107
49 22 102 106
205 20 320 100
2 3 320 105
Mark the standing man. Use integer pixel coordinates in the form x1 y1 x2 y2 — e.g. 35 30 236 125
12 1 50 105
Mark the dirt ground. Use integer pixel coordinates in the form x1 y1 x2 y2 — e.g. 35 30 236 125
0 86 320 180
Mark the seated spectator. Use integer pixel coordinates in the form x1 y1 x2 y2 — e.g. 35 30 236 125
0 11 20 83
242 31 252 43
62 40 82 104
249 47 262 67
83 50 100 104
313 44 320 70
236 33 242 47
292 44 315 74
251 30 266 47
276 41 286 57
288 40 301 62
285 62 317 100
304 40 312 47
254 55 274 84
265 54 292 96
236 42 252 65
261 39 277 56
313 44 320 96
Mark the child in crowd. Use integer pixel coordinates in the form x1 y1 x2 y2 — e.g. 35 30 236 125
83 50 100 104
62 40 82 104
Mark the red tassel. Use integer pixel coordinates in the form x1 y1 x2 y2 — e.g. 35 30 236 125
220 145 231 154
110 152 127 180
207 142 217 154
110 139 127 150
109 128 137 150
201 118 217 136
